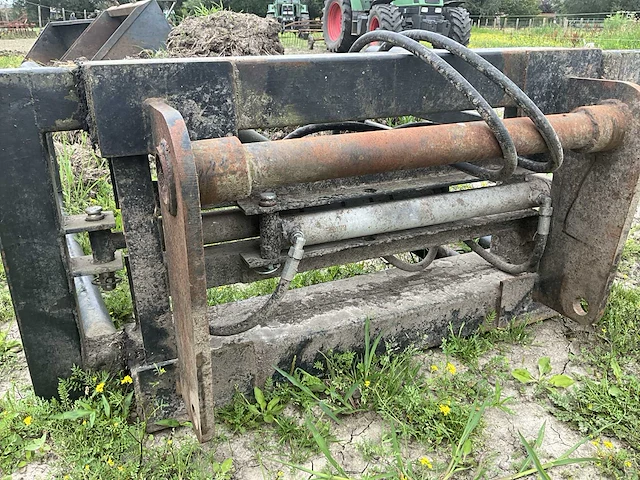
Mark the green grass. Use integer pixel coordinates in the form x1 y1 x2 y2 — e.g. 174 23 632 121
207 261 385 306
0 368 234 479
470 14 640 50
0 263 13 324
0 55 22 69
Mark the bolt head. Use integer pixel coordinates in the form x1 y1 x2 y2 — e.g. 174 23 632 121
259 191 277 207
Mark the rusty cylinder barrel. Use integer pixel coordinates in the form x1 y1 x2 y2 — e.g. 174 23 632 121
192 103 629 206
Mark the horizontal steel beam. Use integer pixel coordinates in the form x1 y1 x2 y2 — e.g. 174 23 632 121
193 103 628 205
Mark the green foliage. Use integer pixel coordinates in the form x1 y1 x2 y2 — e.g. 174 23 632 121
279 320 496 447
180 0 224 17
0 389 53 474
511 357 575 391
464 0 539 16
470 13 640 50
560 0 640 14
441 322 493 367
14 0 112 23
0 367 235 478
441 317 531 368
546 283 640 452
207 261 384 306
0 55 22 69
0 327 21 365
0 263 14 323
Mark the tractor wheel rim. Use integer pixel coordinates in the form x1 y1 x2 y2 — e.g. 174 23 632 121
327 2 342 41
369 17 379 30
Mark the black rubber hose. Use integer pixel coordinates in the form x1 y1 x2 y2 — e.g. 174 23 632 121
463 196 552 274
464 235 547 275
383 246 438 272
380 30 563 173
210 233 306 336
350 30 518 182
284 121 390 139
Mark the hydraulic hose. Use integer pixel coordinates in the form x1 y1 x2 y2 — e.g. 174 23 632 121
464 196 552 274
284 121 388 139
383 246 438 272
378 30 563 173
210 232 306 336
350 30 518 182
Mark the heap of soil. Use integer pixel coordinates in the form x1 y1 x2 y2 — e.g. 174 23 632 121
167 11 284 57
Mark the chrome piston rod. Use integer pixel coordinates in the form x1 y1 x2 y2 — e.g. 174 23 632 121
280 175 550 246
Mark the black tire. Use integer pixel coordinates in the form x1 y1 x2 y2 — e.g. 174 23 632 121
367 4 402 32
444 7 471 46
323 0 356 53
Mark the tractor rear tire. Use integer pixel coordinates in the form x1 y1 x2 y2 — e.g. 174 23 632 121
323 0 356 53
367 4 402 32
444 7 471 46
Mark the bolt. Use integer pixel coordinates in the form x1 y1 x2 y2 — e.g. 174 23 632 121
259 191 277 207
85 205 105 222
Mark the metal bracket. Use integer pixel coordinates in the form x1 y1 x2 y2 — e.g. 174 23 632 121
145 98 214 442
63 211 117 234
535 78 640 324
69 250 124 277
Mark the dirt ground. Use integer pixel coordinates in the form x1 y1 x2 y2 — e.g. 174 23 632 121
0 38 35 55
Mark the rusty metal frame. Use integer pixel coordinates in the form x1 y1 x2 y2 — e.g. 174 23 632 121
1 48 640 439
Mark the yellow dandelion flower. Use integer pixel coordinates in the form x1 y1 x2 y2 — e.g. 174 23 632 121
63 476 70 480
446 362 457 375
591 440 599 447
276 471 284 478
121 375 133 385
85 464 90 471
118 466 124 472
430 365 438 372
167 439 173 445
23 416 32 426
364 380 371 388
602 327 607 334
625 461 632 467
439 404 451 416
419 456 433 469
82 420 87 426
95 382 105 393
603 440 614 449
107 458 115 467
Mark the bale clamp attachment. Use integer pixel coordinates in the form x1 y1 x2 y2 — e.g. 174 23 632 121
1 34 640 441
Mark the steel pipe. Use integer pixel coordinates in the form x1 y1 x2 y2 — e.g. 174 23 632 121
192 103 628 205
280 175 551 246
66 235 117 337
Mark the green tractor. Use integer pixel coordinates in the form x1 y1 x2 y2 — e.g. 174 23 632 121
267 0 311 29
322 0 471 52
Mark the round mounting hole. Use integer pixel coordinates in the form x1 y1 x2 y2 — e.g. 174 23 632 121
573 297 589 316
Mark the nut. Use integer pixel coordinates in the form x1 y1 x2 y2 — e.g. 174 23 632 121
85 205 105 222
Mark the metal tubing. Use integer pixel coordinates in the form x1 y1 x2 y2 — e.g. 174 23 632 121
192 103 628 205
66 235 117 337
280 176 550 246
